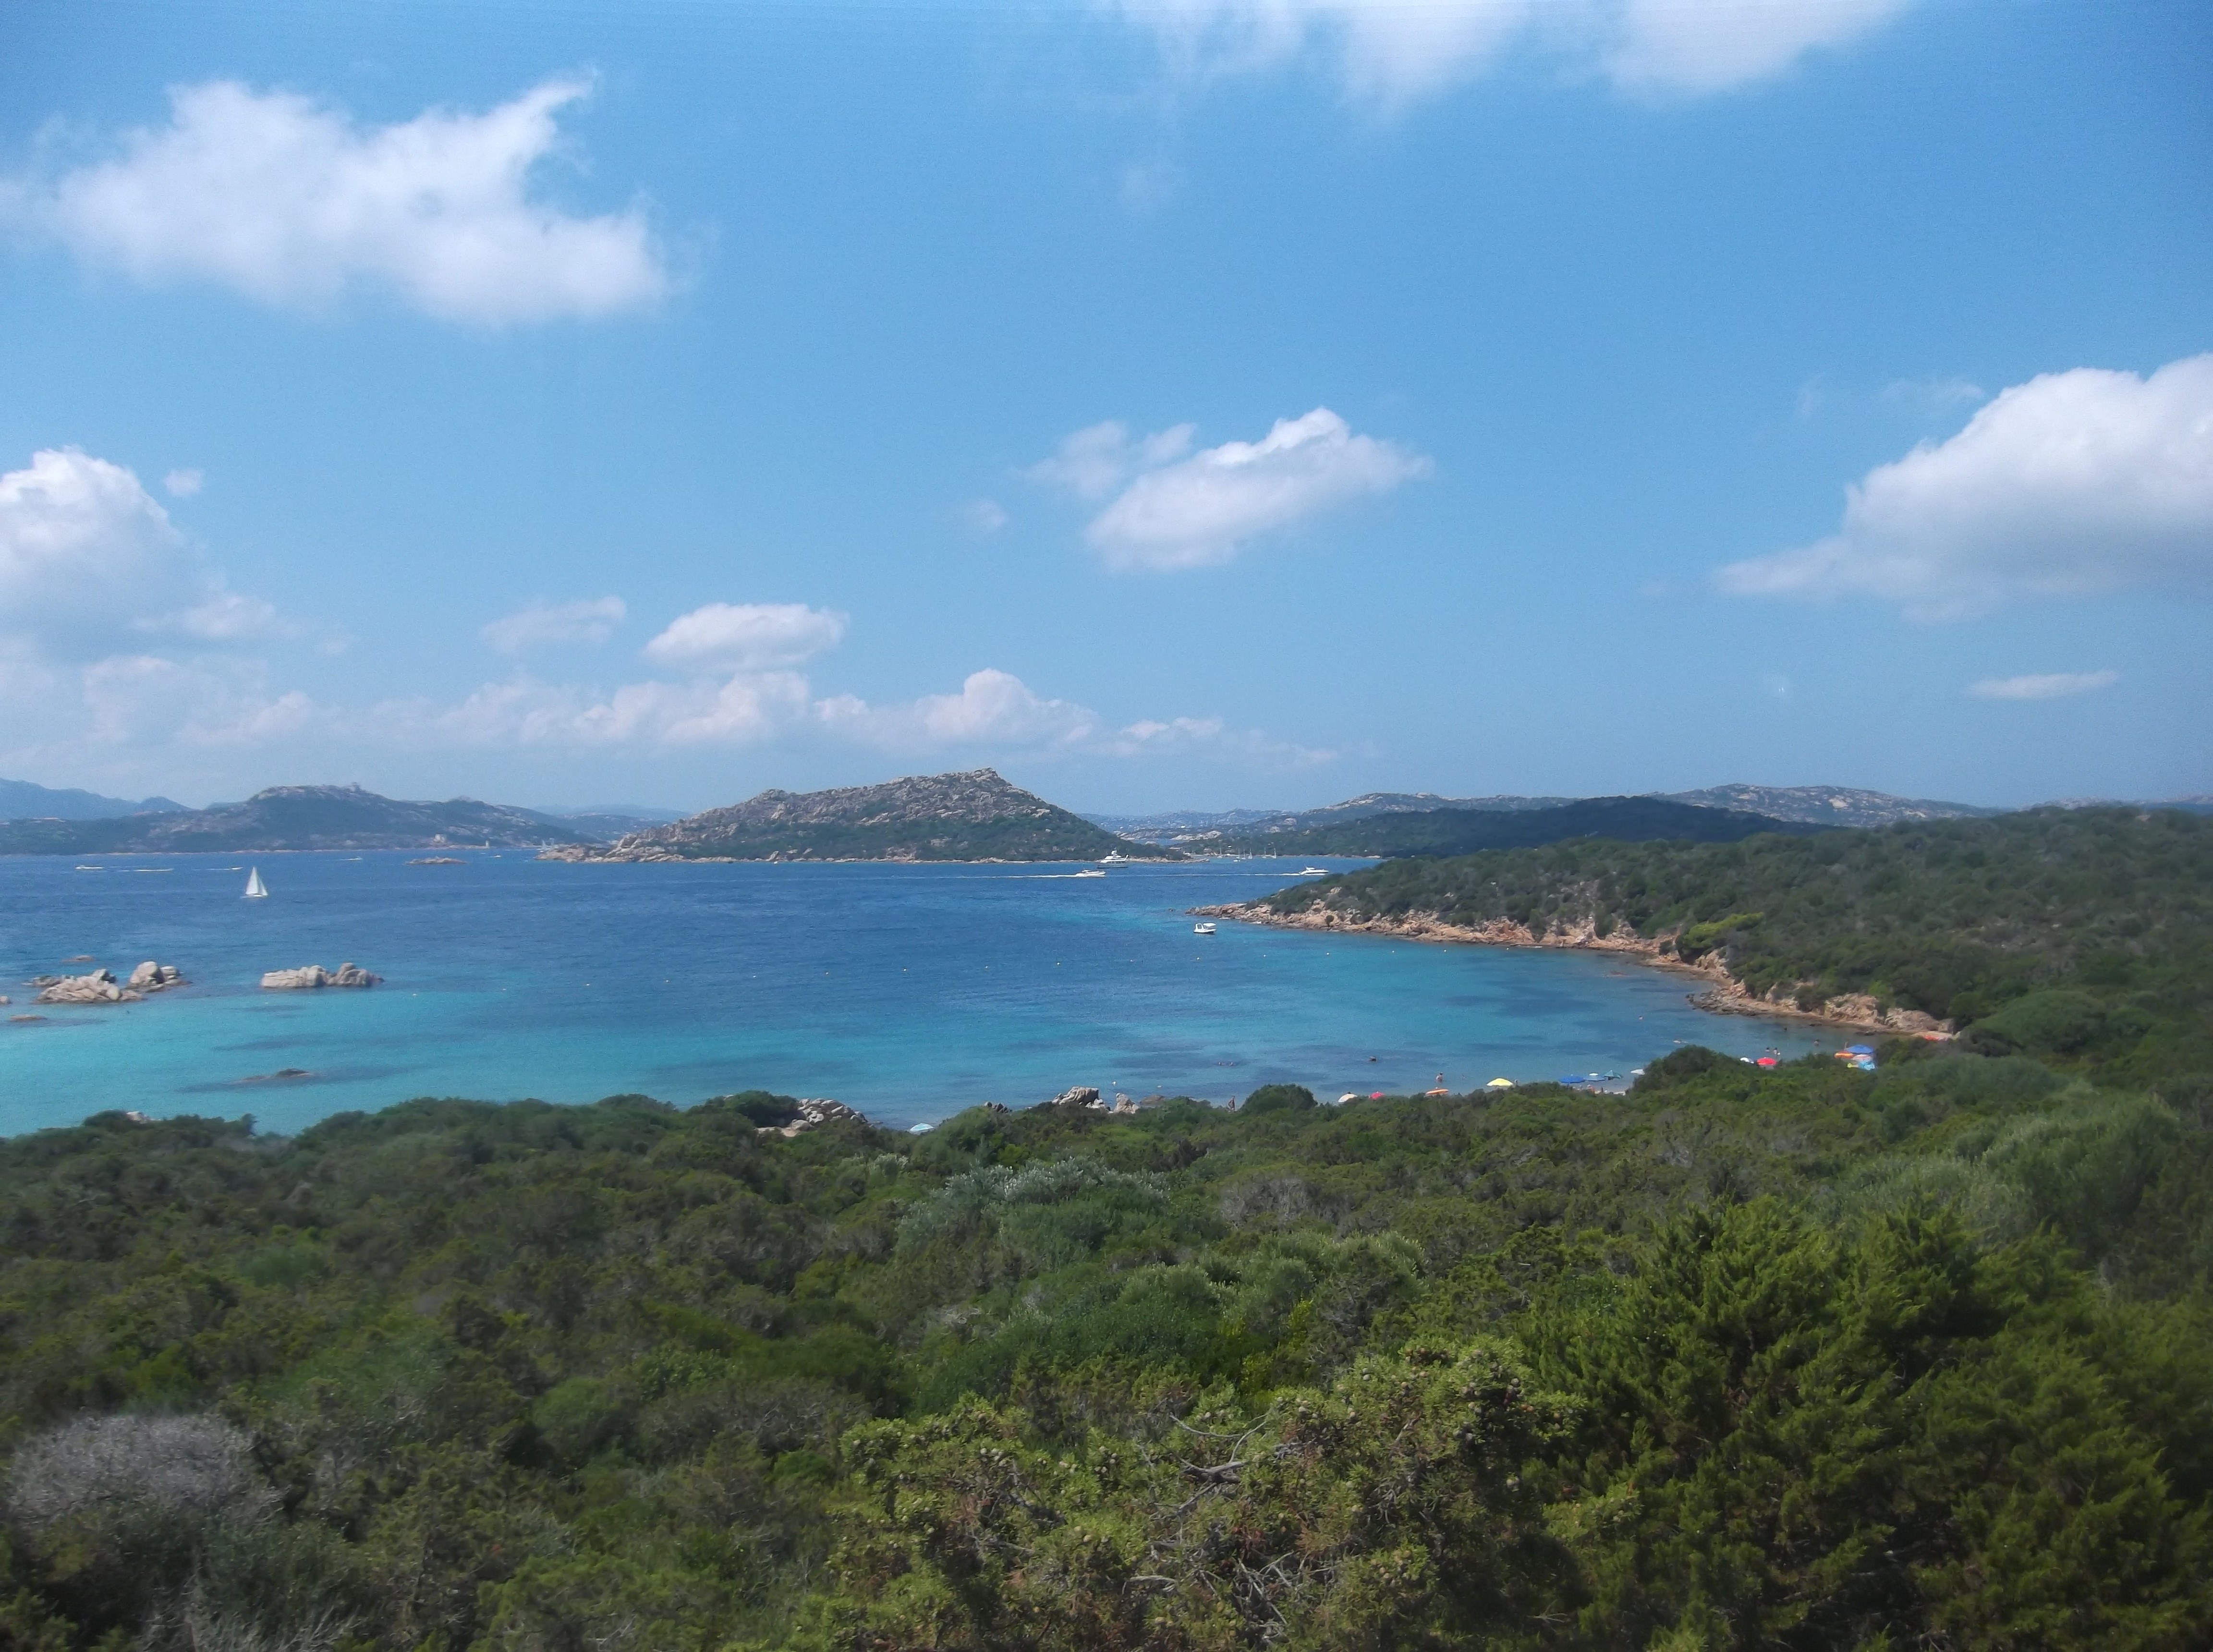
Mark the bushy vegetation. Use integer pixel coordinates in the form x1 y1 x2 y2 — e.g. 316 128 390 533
1 807 2209 1647
1265 806 2213 1086
0 1041 2206 1648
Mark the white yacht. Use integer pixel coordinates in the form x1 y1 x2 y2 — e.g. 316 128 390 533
1192 921 1216 935
243 867 269 899
1101 850 1132 864
1299 866 1330 875
1072 868 1106 878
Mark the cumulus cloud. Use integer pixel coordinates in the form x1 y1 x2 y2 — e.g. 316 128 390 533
481 595 625 654
11 79 665 325
1110 0 1911 106
1055 407 1429 571
1967 670 2119 702
0 447 284 659
1716 354 2213 621
642 602 848 671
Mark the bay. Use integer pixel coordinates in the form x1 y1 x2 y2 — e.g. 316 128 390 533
0 851 1825 1135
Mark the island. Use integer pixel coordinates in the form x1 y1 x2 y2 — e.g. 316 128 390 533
538 768 1181 863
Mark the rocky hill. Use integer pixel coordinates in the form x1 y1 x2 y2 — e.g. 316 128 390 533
545 769 1178 862
0 785 598 854
1664 783 2001 828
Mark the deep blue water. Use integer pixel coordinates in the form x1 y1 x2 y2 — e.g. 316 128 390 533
0 851 1826 1135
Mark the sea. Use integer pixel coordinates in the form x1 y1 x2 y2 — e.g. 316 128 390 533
0 851 1828 1137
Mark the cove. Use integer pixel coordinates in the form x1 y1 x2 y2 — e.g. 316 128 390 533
0 852 1828 1135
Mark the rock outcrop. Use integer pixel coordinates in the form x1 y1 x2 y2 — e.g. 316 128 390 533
36 970 141 1005
261 962 382 990
126 961 185 992
1039 1086 1103 1110
757 1098 869 1138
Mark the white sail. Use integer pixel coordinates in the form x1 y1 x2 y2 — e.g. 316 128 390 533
243 867 268 899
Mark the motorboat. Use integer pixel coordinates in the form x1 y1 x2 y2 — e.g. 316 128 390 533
1072 868 1107 879
1192 921 1216 935
243 867 269 899
1298 866 1330 875
1101 850 1132 864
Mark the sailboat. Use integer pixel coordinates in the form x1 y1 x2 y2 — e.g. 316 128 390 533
243 867 269 899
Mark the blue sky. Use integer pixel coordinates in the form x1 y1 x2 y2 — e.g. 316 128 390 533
1 0 2207 814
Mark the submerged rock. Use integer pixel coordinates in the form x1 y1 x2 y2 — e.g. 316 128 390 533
260 962 382 990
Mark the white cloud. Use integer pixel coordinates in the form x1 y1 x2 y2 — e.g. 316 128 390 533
1967 670 2119 702
1604 0 1911 95
1110 0 1911 106
1025 420 1195 501
1717 354 2213 621
13 79 665 325
410 669 815 749
163 467 203 497
818 668 1101 752
0 447 285 659
80 653 322 748
643 602 849 671
1070 407 1429 571
481 595 626 654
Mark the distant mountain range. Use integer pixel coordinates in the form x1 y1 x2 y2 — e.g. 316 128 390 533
542 769 1181 863
0 777 186 821
0 785 601 854
1090 783 2005 844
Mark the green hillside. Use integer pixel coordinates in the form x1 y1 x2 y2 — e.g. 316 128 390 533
1259 806 2213 1084
1219 794 1818 858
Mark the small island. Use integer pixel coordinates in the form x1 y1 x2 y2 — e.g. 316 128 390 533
539 768 1179 864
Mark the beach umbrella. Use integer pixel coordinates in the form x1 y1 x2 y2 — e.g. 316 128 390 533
1843 1044 1875 1055
1486 1078 1515 1089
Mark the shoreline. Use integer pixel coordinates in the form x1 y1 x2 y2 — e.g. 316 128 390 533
1189 900 1952 1039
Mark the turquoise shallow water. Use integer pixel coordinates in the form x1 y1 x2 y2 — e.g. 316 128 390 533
0 851 1825 1134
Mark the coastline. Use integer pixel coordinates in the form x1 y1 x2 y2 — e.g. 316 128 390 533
1189 900 1952 1039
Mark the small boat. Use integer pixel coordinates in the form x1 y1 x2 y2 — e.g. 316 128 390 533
1192 921 1216 935
1298 866 1330 875
1072 868 1107 879
243 867 269 899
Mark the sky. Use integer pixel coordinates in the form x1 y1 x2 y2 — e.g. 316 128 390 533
0 0 2208 815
